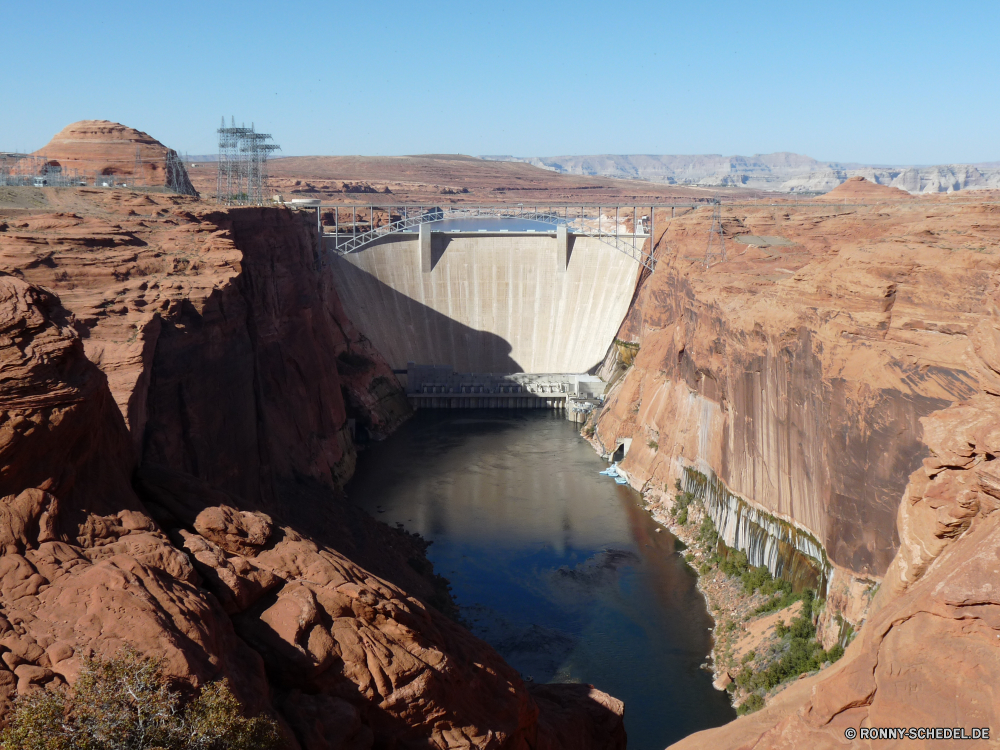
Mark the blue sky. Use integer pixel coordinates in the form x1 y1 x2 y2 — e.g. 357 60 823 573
4 0 998 164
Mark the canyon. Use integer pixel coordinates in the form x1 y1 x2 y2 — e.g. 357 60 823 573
0 176 625 748
1 118 999 750
590 177 1000 747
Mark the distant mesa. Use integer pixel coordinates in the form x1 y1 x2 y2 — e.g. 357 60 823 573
32 120 196 195
482 153 1000 195
819 175 911 200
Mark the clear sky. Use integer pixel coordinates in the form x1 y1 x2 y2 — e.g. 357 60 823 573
5 0 998 164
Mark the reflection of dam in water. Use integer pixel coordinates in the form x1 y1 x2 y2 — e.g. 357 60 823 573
326 218 645 374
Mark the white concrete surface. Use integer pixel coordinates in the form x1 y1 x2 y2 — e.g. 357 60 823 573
329 233 641 373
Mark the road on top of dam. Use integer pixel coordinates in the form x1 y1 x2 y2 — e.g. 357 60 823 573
346 410 736 749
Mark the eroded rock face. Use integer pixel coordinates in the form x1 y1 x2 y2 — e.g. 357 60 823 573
0 274 270 722
670 396 1000 749
529 684 627 750
587 182 1000 747
598 188 997 583
0 185 624 749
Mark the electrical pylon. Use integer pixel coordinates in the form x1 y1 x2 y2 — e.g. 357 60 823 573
704 199 727 268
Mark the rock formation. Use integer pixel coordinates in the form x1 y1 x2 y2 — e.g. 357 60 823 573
0 183 624 748
483 154 1000 194
32 120 196 195
588 179 1000 746
668 280 1000 750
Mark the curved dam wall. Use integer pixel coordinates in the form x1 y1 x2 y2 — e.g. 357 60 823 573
327 232 642 373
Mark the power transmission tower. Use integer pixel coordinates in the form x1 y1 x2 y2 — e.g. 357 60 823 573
704 199 727 268
216 117 280 206
133 145 142 186
165 150 194 195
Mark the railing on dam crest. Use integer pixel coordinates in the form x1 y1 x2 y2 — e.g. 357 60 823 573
311 203 705 272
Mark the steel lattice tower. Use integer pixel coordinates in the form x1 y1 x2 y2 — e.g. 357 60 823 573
704 199 727 268
216 117 280 206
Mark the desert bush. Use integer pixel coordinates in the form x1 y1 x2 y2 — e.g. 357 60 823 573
737 693 764 715
0 648 282 750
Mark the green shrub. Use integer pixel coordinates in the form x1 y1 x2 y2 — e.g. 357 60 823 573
744 606 827 693
740 565 772 594
828 643 844 662
719 550 747 576
647 440 658 451
737 693 765 715
800 588 816 619
696 515 719 549
790 614 815 640
751 589 799 617
741 650 755 664
0 648 282 750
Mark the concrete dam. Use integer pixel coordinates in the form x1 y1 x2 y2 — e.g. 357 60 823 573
326 227 644 376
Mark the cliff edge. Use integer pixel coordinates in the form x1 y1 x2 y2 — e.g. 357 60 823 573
589 182 1000 746
0 182 624 749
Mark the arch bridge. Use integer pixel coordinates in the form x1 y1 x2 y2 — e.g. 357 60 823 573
312 203 709 272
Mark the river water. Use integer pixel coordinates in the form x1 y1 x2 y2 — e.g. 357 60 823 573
347 410 735 749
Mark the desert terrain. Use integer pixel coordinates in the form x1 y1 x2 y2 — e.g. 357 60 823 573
186 152 752 205
2 120 1000 750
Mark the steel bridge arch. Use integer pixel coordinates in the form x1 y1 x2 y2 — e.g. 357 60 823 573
325 205 657 271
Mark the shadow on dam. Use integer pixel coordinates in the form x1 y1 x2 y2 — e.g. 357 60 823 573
328 231 639 374
331 256 526 372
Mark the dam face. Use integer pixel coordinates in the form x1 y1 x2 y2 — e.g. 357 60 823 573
328 232 642 373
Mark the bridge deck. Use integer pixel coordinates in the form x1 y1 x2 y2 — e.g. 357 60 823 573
310 202 677 271
408 393 567 409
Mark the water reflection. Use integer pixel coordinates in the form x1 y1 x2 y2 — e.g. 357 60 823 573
347 411 735 749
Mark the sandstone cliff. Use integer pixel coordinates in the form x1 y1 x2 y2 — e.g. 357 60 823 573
0 187 624 749
669 285 1000 749
590 179 1000 745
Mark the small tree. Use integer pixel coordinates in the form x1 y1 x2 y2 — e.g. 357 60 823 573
1 648 282 750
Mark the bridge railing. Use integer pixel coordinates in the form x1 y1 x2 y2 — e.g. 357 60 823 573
319 204 675 271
